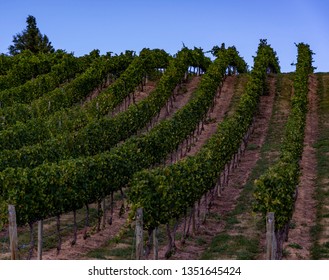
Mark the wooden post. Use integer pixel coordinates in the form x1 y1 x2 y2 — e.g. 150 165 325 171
8 205 18 260
135 208 143 260
37 220 43 260
266 212 277 260
153 227 158 260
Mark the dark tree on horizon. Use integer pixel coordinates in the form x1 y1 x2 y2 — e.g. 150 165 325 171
8 15 55 55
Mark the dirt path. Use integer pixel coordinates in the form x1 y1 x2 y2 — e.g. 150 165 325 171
138 76 201 136
282 74 319 259
315 74 329 259
82 78 113 104
158 76 201 122
163 75 246 166
157 76 276 260
183 75 237 158
111 81 157 117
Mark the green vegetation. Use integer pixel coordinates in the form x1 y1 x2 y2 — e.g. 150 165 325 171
130 39 279 230
9 15 54 55
311 74 329 259
1 31 328 261
254 43 314 229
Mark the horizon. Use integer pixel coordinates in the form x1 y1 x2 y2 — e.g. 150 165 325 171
1 0 328 72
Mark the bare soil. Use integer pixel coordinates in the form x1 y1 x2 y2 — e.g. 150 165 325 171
111 81 157 117
39 202 129 260
282 74 318 259
157 76 201 123
138 76 201 136
184 75 237 158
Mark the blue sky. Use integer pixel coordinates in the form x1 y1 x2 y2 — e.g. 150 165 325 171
0 0 328 72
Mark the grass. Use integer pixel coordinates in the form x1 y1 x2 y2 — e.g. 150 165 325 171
200 234 259 260
289 221 297 229
288 243 303 249
227 74 249 117
246 143 258 151
311 74 329 259
85 216 181 260
196 237 207 246
86 225 136 260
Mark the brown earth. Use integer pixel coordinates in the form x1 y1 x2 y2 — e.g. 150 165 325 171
111 81 157 116
181 75 237 159
138 76 201 135
282 74 318 259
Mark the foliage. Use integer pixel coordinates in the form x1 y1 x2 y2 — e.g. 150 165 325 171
0 53 80 108
8 15 54 55
0 49 169 153
0 50 67 91
0 47 190 225
0 54 13 75
211 43 249 73
253 43 314 229
129 40 280 229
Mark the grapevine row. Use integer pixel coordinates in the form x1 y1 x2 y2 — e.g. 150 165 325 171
0 47 193 226
0 53 84 108
0 49 169 152
0 50 67 91
0 49 203 169
0 46 234 227
0 49 116 110
0 51 134 130
253 43 315 229
0 50 151 150
129 40 280 230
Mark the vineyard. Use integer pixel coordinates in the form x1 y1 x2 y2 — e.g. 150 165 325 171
0 40 328 260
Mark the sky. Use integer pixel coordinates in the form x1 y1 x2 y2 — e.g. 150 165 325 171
0 0 328 72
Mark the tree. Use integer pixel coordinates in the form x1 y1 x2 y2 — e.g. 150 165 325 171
8 15 55 55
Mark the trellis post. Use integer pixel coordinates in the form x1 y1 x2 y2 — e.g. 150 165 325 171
266 212 277 260
136 208 143 260
37 220 43 260
8 205 18 260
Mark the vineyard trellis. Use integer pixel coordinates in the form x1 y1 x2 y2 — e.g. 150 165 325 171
130 39 280 258
254 43 315 259
0 40 318 260
1 193 126 260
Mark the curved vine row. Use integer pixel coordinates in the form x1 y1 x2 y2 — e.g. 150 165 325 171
0 50 66 91
0 53 86 108
0 49 169 153
129 40 280 230
0 51 133 129
0 46 232 227
0 51 140 150
0 47 192 225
